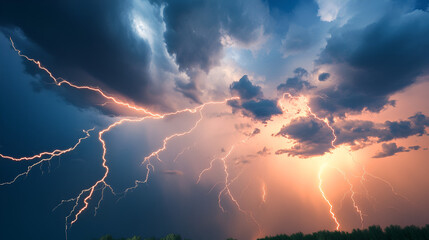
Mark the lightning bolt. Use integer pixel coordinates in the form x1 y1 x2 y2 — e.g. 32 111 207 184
318 163 341 230
0 128 94 186
280 93 341 229
173 142 196 162
7 38 243 239
333 167 365 228
5 37 410 239
261 181 267 204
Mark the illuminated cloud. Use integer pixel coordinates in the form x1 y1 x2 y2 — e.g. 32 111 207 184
276 116 335 158
334 112 429 148
229 75 282 122
277 67 314 94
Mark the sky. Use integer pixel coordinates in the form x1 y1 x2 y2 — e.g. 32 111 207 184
0 0 429 239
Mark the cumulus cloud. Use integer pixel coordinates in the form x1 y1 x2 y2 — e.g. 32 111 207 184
158 0 268 72
312 10 429 116
277 67 314 95
275 116 335 158
318 72 330 81
274 112 428 157
334 112 429 149
372 143 409 158
229 75 282 122
230 75 263 100
154 0 269 101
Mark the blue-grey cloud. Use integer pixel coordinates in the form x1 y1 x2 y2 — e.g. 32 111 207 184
230 75 263 100
229 75 282 122
0 1 165 111
312 9 429 116
373 143 409 158
175 80 202 104
157 0 268 73
318 72 330 81
334 112 429 149
149 0 270 102
277 67 314 94
275 112 429 157
275 116 334 157
241 99 282 122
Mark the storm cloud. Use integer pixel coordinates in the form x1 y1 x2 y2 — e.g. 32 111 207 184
277 67 314 94
275 116 335 158
0 0 164 110
229 75 282 122
312 9 429 116
334 112 429 149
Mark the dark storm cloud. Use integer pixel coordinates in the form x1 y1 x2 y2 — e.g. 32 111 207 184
0 0 164 111
277 67 314 94
152 0 268 102
312 10 429 116
175 80 201 103
274 112 429 157
372 143 409 158
157 0 267 73
334 112 429 149
318 72 330 81
275 116 334 158
229 75 282 122
230 75 263 100
241 99 282 122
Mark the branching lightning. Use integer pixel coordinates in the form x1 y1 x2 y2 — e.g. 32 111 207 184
0 128 94 186
318 163 341 231
279 92 409 231
2 37 411 240
4 38 242 239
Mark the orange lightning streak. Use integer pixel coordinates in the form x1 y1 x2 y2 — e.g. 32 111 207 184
280 93 342 230
361 167 410 202
52 98 237 239
334 167 365 228
218 145 263 235
0 129 94 186
9 36 246 238
197 154 219 184
173 142 196 162
318 163 341 230
10 37 162 117
261 182 267 204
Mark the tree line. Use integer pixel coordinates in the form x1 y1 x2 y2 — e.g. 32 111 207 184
259 225 429 240
97 224 429 240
